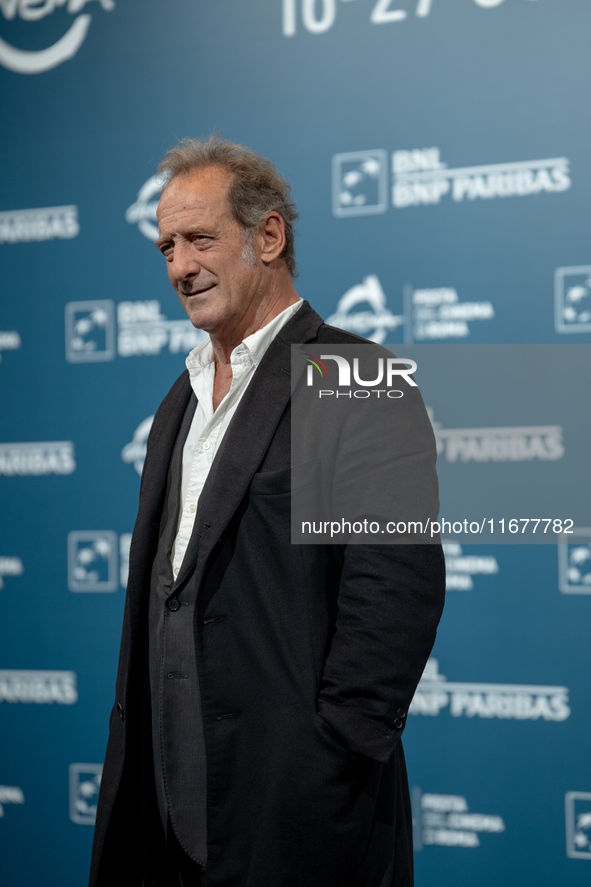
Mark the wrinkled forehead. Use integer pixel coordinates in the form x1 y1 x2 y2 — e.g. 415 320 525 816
157 166 233 224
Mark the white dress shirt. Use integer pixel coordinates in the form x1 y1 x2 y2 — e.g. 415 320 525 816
171 299 303 578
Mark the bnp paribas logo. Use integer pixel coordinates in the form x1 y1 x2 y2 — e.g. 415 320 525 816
0 1 115 76
332 146 571 217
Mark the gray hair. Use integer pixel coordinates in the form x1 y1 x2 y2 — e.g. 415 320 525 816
157 136 298 276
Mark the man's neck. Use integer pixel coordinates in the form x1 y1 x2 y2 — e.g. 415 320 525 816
210 283 300 366
209 287 300 411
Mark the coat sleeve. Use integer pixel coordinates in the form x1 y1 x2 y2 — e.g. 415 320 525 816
315 349 446 763
317 542 445 763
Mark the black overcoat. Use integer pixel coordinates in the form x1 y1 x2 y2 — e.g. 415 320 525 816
89 302 446 887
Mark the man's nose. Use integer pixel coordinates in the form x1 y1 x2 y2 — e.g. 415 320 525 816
170 240 201 280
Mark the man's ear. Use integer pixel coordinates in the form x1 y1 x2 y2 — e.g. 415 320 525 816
259 212 286 265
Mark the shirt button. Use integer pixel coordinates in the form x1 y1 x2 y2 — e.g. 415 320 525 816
189 504 196 513
173 567 179 577
202 441 211 450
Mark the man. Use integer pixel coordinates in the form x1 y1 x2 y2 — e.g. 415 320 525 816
90 137 445 887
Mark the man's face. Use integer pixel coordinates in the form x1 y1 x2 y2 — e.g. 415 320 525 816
155 166 262 335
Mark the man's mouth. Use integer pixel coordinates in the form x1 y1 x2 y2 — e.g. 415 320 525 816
183 284 216 297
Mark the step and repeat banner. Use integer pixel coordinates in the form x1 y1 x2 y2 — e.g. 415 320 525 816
1 1 590 885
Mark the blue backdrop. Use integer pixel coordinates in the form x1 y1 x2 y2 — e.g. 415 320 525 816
1 1 591 885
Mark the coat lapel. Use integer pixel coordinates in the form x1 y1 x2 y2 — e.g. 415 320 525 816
134 372 193 535
126 371 193 618
174 301 324 587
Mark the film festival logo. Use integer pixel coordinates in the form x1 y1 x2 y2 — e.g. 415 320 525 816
125 175 165 242
0 1 114 75
326 276 404 343
555 266 591 335
443 543 498 592
410 658 570 722
0 670 78 704
327 276 495 344
121 415 154 476
65 298 206 362
332 147 571 217
408 287 494 342
411 788 505 851
558 528 591 595
69 764 102 825
566 792 591 860
67 530 132 591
